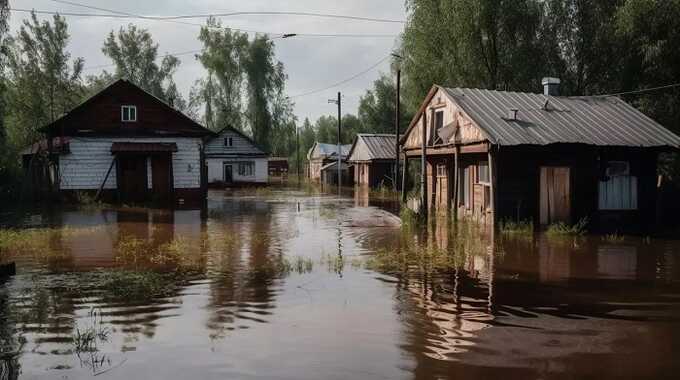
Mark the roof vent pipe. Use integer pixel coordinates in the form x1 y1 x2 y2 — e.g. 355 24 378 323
542 77 561 96
508 108 518 120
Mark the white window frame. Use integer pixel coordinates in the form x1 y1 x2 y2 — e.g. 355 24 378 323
476 161 490 185
238 161 254 177
121 105 137 122
224 137 234 148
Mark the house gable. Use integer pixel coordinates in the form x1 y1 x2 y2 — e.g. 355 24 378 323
204 126 267 157
42 79 212 137
401 86 488 150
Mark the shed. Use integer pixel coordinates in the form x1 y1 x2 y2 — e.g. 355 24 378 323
400 82 680 233
347 134 397 188
306 142 351 181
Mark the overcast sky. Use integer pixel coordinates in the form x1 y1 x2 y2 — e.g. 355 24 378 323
9 0 406 124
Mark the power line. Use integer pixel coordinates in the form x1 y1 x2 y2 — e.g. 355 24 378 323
83 49 202 71
288 55 391 99
10 8 400 38
49 0 405 23
590 83 680 98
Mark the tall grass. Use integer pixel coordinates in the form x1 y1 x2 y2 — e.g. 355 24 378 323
499 219 534 236
546 217 588 236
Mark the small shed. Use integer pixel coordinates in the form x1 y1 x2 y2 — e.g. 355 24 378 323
204 126 268 185
320 161 352 186
268 157 289 177
347 134 397 188
306 142 351 181
400 81 680 233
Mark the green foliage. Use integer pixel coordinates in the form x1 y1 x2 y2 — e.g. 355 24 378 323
499 219 534 236
358 74 411 134
546 218 589 236
98 24 185 109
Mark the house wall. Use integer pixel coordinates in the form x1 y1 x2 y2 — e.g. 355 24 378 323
403 88 486 150
309 159 325 181
205 129 263 156
58 137 203 191
206 157 268 184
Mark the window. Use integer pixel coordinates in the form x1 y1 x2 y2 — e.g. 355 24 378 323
238 162 254 176
436 164 447 177
224 137 234 148
435 111 444 131
599 161 637 210
477 161 490 184
460 166 471 208
121 105 137 122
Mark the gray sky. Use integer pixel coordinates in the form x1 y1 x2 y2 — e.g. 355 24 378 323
9 0 406 124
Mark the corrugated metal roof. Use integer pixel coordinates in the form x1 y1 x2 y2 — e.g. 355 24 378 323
348 134 396 161
440 87 680 147
308 142 352 160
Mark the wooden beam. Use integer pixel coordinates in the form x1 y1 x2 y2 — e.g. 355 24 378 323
403 142 489 157
453 145 459 219
488 147 497 231
421 110 427 218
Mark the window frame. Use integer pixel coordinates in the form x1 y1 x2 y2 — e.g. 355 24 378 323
238 161 255 177
121 105 137 122
224 137 234 148
476 161 490 185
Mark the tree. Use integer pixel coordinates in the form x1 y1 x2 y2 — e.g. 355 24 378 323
5 12 84 148
400 0 546 111
358 73 411 134
196 18 249 131
100 24 184 107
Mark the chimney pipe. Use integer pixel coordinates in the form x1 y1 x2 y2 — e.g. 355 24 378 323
542 77 560 96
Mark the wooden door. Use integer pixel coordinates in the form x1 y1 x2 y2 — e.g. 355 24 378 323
223 164 233 183
540 167 571 225
118 155 148 202
151 154 172 203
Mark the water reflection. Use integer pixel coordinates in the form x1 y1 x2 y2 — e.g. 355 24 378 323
0 189 679 379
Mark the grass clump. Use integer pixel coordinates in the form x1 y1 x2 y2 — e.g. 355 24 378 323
399 205 423 227
602 233 625 243
73 308 110 353
546 217 588 236
99 270 178 300
0 226 100 262
499 219 534 235
369 185 400 201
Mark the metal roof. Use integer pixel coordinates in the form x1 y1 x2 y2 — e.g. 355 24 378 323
308 142 352 160
348 134 396 161
439 87 680 148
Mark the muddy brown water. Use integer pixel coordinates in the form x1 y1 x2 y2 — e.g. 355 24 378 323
1 188 680 379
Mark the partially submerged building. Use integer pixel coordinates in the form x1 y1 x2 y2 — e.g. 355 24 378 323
347 133 397 188
25 79 214 206
204 126 269 185
306 142 351 181
268 157 289 178
400 79 680 232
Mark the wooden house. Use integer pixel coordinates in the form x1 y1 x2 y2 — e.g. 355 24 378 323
204 126 269 185
25 79 213 206
400 80 680 233
347 134 397 188
306 142 351 181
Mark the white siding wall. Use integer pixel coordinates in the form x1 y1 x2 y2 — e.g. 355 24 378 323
59 137 203 190
206 157 268 184
204 129 265 155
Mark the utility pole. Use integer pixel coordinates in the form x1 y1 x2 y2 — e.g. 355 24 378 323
391 53 403 193
296 125 300 184
329 92 342 195
394 68 401 192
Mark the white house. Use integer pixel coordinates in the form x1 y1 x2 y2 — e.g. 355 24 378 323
24 79 213 206
204 126 269 185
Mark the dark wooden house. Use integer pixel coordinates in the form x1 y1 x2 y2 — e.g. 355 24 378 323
347 134 397 188
401 80 680 233
24 79 214 206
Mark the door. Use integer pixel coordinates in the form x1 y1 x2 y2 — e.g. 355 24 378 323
118 155 148 203
540 166 571 225
223 164 233 183
151 154 172 203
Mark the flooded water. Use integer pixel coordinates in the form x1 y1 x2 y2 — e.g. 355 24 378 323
1 187 680 379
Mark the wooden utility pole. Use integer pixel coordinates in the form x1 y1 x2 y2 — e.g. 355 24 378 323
296 126 300 184
421 111 428 218
394 69 401 192
336 92 342 195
